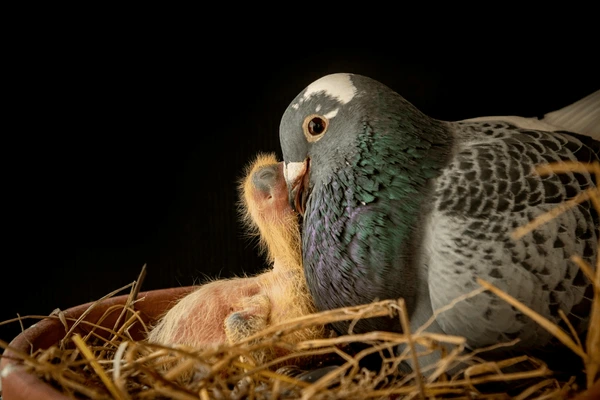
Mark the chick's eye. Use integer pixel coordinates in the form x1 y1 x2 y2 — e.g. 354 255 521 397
308 117 326 135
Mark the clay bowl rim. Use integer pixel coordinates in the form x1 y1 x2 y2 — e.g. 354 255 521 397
0 285 195 400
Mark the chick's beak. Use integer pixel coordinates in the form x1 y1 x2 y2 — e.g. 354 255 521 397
284 159 310 216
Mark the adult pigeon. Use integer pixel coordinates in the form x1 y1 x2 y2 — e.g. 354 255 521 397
278 73 599 367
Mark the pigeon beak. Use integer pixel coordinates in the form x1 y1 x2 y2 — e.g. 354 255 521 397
284 159 310 216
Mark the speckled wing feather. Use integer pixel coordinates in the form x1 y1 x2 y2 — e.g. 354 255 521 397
425 121 599 351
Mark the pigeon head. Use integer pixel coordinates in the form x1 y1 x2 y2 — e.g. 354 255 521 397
279 73 436 215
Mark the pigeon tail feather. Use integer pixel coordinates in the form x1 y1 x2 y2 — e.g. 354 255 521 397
541 89 600 139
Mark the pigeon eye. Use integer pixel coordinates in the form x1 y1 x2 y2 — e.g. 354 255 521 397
308 117 326 135
303 114 328 142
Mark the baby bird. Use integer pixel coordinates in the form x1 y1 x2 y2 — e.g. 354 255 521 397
147 153 325 366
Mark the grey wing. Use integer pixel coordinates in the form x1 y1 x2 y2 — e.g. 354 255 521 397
424 121 598 351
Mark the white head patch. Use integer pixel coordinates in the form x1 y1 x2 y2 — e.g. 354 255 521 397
290 73 357 114
303 73 356 104
323 109 338 119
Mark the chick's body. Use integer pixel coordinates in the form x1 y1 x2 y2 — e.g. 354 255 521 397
148 154 324 365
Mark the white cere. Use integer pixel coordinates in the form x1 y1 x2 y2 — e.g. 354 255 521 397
284 161 306 184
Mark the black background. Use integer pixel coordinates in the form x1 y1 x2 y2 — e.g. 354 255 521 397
2 32 598 346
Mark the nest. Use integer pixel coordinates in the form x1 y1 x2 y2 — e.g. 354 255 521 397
1 162 598 400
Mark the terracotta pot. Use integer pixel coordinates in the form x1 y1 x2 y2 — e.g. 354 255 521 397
0 286 194 400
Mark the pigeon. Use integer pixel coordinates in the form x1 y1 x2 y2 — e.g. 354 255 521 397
278 73 599 369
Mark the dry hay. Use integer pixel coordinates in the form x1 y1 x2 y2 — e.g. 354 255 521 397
1 161 598 400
